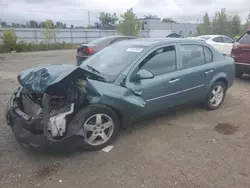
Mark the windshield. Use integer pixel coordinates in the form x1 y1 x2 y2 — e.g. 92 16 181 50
198 36 211 41
80 42 147 78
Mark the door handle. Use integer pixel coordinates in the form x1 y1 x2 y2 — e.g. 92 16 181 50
205 70 214 75
169 78 180 84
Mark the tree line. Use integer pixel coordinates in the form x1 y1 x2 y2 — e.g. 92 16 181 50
1 8 178 36
1 10 176 30
197 8 250 38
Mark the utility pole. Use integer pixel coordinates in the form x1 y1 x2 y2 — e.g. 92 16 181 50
88 11 90 26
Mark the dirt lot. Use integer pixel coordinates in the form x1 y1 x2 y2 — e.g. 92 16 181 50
0 50 250 188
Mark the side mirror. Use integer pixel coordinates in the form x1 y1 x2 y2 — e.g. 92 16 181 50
131 69 154 82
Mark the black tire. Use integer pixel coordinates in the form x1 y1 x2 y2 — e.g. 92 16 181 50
203 81 226 111
235 71 243 78
70 104 120 151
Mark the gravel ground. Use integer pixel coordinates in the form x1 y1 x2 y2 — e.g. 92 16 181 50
0 50 250 188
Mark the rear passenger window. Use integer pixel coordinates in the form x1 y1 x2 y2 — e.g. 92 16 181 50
180 45 205 69
140 45 176 76
203 46 213 63
212 37 223 43
239 32 250 44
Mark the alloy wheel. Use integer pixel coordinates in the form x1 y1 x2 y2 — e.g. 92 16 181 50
82 114 114 146
210 85 224 107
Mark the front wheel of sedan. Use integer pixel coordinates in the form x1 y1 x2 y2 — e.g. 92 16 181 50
203 81 226 110
71 105 120 151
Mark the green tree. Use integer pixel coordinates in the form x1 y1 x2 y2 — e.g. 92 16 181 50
162 17 176 23
56 21 65 28
99 12 118 29
44 20 55 28
11 23 19 28
29 20 38 28
43 19 56 45
70 24 74 29
197 12 212 35
144 14 158 19
229 15 241 37
212 8 230 35
39 22 45 28
1 21 7 28
118 8 141 36
1 29 18 52
241 11 250 33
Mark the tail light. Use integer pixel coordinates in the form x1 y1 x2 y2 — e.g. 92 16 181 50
232 42 240 50
83 47 95 54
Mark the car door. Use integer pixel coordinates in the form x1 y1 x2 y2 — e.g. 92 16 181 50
174 43 215 103
126 44 183 118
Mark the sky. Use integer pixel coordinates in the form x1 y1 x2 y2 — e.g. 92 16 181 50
1 0 250 26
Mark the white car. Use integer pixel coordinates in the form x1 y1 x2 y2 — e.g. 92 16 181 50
186 37 206 42
197 35 234 55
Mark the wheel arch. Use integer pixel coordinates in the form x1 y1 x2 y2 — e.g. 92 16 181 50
214 77 228 89
208 73 228 91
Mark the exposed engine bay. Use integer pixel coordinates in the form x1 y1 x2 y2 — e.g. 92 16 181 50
15 78 87 140
6 64 109 143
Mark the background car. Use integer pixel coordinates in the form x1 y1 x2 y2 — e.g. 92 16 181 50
231 30 250 77
198 35 234 55
6 38 235 151
186 37 206 42
76 35 137 65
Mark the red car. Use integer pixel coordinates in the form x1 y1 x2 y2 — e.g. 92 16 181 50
231 30 250 77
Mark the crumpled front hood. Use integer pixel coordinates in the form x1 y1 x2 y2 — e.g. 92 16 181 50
17 64 79 93
18 64 106 94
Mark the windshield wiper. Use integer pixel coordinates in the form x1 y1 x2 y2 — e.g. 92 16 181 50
86 65 100 74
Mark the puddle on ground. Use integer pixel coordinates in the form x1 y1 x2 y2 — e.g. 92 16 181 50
33 163 61 179
215 123 239 135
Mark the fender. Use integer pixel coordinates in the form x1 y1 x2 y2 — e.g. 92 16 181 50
207 72 228 92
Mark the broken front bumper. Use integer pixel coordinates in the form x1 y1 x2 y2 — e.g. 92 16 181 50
5 89 85 152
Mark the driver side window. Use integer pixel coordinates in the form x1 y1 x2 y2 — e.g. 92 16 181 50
139 45 177 76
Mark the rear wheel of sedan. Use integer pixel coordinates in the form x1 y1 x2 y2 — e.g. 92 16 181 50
203 81 226 110
72 105 120 151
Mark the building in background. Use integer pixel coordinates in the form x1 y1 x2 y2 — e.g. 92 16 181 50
139 18 198 38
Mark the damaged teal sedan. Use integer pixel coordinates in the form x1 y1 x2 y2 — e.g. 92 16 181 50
5 38 235 151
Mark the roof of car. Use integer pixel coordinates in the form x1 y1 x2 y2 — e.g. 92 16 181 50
116 38 206 47
198 35 226 38
97 35 137 40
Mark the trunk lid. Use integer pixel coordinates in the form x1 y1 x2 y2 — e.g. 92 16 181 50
77 44 98 57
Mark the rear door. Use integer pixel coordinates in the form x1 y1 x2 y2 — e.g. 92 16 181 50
175 43 215 103
235 31 250 63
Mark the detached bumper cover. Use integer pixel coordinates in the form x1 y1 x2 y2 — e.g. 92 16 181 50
5 93 84 151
